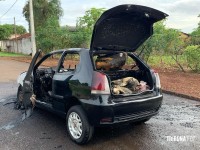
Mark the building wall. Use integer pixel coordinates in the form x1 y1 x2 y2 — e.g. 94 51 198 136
0 37 32 55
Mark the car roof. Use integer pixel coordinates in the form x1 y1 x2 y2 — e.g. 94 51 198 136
49 48 89 54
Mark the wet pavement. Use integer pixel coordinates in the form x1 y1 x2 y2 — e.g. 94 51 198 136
0 82 200 150
0 59 200 149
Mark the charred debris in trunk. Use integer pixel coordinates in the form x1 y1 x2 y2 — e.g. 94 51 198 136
93 51 154 95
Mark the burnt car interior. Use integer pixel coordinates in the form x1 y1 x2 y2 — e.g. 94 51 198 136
32 51 80 103
93 51 154 95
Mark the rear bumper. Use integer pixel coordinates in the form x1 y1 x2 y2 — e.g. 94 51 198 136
113 108 158 124
81 95 163 126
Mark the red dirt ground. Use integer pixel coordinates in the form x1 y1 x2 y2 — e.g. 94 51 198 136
1 56 200 100
155 67 200 100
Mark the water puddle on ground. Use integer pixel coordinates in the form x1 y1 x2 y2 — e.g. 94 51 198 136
0 122 15 130
0 98 6 103
0 96 32 131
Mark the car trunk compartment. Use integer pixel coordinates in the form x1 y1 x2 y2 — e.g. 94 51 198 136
92 51 156 98
106 70 155 96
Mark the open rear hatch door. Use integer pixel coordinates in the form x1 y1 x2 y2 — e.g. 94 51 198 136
90 5 168 52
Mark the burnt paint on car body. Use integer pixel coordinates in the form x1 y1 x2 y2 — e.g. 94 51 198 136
52 49 93 98
50 49 162 126
21 48 162 127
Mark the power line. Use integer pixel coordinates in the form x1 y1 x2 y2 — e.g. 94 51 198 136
0 0 19 19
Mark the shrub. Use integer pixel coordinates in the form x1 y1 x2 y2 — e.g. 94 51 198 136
184 45 200 72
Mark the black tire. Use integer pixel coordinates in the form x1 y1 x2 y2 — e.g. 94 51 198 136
15 85 24 110
66 105 94 144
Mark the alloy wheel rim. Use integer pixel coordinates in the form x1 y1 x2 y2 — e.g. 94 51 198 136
68 112 82 139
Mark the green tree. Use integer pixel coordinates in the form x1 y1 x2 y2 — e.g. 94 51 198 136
184 15 200 72
139 21 187 72
0 26 10 40
58 26 87 48
23 0 63 52
190 14 200 45
64 29 87 48
191 28 200 45
23 0 63 31
191 15 200 45
184 45 200 72
76 8 105 47
36 17 63 52
0 24 27 40
59 8 105 49
138 21 168 61
164 29 187 72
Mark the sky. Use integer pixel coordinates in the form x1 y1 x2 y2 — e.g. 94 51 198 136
0 0 199 33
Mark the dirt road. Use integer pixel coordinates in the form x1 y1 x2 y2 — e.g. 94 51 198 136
0 59 29 82
0 59 200 150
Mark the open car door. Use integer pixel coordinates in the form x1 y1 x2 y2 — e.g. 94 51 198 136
22 50 41 109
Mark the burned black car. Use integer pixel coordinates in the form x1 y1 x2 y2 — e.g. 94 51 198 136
16 5 168 144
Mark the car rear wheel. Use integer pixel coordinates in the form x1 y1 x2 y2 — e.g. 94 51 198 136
66 105 94 144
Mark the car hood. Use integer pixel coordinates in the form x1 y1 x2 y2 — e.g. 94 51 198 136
90 5 168 52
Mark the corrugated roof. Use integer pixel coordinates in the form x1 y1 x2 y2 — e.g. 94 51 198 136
11 33 31 40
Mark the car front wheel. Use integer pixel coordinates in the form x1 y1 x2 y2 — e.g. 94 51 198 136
66 105 94 144
15 85 24 110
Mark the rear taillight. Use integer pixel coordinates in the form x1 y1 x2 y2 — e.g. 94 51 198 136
91 71 110 94
151 69 157 73
151 69 161 89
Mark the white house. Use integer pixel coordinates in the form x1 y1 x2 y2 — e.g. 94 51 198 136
0 33 32 55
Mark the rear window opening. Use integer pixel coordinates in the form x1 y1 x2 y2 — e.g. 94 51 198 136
92 51 154 96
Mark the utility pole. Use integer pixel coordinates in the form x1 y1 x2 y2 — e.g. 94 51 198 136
14 17 19 53
29 0 36 57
